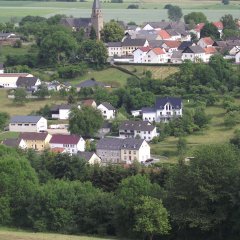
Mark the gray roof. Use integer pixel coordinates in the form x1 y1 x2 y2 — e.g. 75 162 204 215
92 0 101 9
107 42 122 47
100 102 115 110
16 77 39 88
2 138 21 147
10 115 43 124
60 18 91 28
0 63 4 69
0 33 13 38
51 104 74 111
97 137 144 151
171 50 183 59
148 40 164 48
166 29 180 36
119 120 155 131
183 45 205 54
122 38 147 47
78 151 95 161
155 97 182 110
76 79 106 88
142 107 155 114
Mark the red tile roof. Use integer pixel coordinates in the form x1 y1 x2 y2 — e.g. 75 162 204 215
195 23 205 32
157 30 171 39
19 132 49 141
82 99 96 107
152 48 165 55
213 21 223 30
50 134 82 145
51 147 65 153
139 46 151 52
202 37 214 46
163 40 181 48
204 46 217 54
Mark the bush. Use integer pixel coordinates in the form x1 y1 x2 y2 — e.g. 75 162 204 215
13 40 22 48
127 4 139 9
58 64 87 79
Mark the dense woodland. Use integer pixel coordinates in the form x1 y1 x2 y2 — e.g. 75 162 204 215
0 142 240 240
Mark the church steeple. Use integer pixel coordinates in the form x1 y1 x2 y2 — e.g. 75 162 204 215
91 0 103 40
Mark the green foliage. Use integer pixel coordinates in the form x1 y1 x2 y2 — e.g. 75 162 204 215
69 106 104 137
224 111 239 128
230 129 240 148
134 196 171 239
13 88 27 105
58 64 87 79
167 5 183 21
34 84 49 99
36 104 51 119
200 22 220 39
184 12 208 24
221 14 237 30
0 112 9 130
177 137 187 155
89 26 97 40
101 20 124 43
222 0 230 5
13 39 22 48
127 4 139 9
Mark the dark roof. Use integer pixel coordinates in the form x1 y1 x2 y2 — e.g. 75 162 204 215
51 104 74 112
178 41 193 50
19 132 48 141
16 77 39 88
107 42 122 47
166 29 180 36
141 107 155 114
78 151 95 161
50 134 82 145
60 18 91 28
0 33 14 38
2 138 21 147
171 50 183 59
148 40 164 48
10 115 43 124
99 102 115 110
92 0 101 9
76 79 106 88
144 21 188 31
182 45 205 54
155 97 182 110
97 137 144 151
101 121 112 129
122 38 147 47
0 63 4 69
119 120 155 131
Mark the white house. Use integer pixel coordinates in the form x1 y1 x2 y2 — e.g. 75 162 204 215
0 64 4 74
97 102 116 120
142 97 182 123
107 42 122 57
182 45 205 62
49 134 85 155
16 76 41 92
119 120 158 141
236 51 240 64
204 46 217 62
9 116 47 133
145 48 168 63
0 73 33 88
197 37 214 49
51 104 80 120
171 50 183 64
133 47 151 63
78 151 101 165
2 138 27 149
121 38 149 56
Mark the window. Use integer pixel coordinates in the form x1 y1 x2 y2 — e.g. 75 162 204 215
129 151 131 154
24 124 29 126
134 151 136 155
18 124 22 126
124 150 126 154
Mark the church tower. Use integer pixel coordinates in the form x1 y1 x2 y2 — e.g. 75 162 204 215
91 0 103 40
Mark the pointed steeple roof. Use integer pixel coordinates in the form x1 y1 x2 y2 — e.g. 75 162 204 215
92 0 101 9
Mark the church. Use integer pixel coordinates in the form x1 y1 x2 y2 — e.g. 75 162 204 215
60 0 103 40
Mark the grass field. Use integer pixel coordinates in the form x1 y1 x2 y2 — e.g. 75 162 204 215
0 228 117 240
0 1 239 23
151 99 240 163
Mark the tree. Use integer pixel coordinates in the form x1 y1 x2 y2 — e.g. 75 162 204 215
167 5 183 22
134 196 171 240
230 129 240 148
200 22 220 39
89 26 97 40
101 20 124 42
224 112 238 128
221 14 237 30
14 88 27 105
34 84 49 99
0 112 9 130
184 12 207 24
69 106 104 137
177 137 187 155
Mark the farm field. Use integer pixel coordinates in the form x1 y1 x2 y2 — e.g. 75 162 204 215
0 1 239 23
151 99 240 163
0 228 117 240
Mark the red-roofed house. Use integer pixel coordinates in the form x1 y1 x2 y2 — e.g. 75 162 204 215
191 23 205 39
204 46 218 62
82 99 97 108
146 48 168 63
156 30 171 40
213 21 224 37
162 40 181 59
197 37 214 48
133 46 152 63
49 134 85 155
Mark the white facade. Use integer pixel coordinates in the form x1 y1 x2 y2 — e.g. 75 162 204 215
107 45 122 57
182 52 205 62
0 73 33 88
146 49 168 63
9 117 47 133
197 38 213 48
50 138 85 155
97 104 116 120
133 48 148 63
236 51 240 64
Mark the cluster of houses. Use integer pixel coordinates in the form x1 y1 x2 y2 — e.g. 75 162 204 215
107 21 240 64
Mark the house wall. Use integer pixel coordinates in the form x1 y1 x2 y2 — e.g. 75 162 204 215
108 46 122 57
88 153 101 164
77 138 86 152
50 143 78 155
59 109 70 120
96 148 121 164
138 141 151 162
121 148 139 163
133 49 146 63
182 52 205 62
142 112 156 122
236 52 240 63
97 105 115 120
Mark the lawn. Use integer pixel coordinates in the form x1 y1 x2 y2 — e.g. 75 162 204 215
0 131 19 141
0 89 63 116
0 228 117 240
151 99 240 163
0 1 239 23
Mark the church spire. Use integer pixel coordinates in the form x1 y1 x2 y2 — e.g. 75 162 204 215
92 0 101 10
91 0 103 40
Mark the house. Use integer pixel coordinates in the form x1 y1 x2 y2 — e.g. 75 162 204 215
197 37 214 49
121 38 149 55
178 41 194 51
133 47 151 63
96 137 150 164
49 134 85 155
191 23 205 39
9 116 47 133
16 76 41 92
82 99 97 108
236 51 240 63
19 132 52 151
2 138 27 149
166 29 181 40
212 21 224 37
171 50 183 64
0 63 4 74
97 102 116 120
204 46 217 62
141 97 182 123
0 73 33 88
162 40 181 59
78 151 101 164
119 120 158 141
107 42 122 57
76 79 107 91
156 30 171 40
51 104 80 120
51 147 67 154
145 48 167 63
0 33 19 45
182 45 205 62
